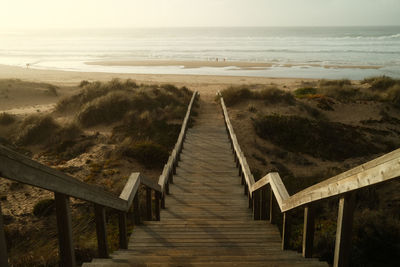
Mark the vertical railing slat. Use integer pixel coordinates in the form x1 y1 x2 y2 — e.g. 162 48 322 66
133 194 141 225
269 186 276 224
260 187 267 220
282 212 291 250
303 205 315 258
155 191 161 221
0 203 8 267
54 193 75 267
118 212 127 249
94 204 109 258
334 193 355 267
146 187 152 221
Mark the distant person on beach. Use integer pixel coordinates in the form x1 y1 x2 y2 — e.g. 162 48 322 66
26 63 30 68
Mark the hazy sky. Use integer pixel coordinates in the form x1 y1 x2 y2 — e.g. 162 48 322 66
1 0 400 28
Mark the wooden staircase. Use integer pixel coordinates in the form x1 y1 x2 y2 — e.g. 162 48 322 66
83 100 327 266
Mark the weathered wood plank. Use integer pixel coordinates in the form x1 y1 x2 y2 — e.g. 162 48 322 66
118 212 128 249
119 173 140 210
0 202 9 267
0 145 127 211
302 205 315 258
55 193 76 267
282 155 400 212
94 204 109 258
333 194 355 267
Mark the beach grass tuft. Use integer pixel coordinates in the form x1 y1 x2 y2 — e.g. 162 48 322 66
221 85 294 106
0 112 16 125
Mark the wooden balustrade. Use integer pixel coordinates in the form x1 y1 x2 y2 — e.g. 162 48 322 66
218 91 400 267
0 90 198 266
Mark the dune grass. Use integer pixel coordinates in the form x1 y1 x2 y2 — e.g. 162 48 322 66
252 114 383 161
221 85 295 106
0 112 16 125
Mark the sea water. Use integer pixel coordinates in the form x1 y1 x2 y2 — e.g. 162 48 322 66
0 27 399 79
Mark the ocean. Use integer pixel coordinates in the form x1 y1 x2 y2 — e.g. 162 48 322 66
1 27 399 79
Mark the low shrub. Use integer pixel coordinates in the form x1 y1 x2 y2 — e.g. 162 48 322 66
122 141 169 169
0 112 16 125
319 79 351 87
257 87 295 105
351 209 400 266
386 84 400 108
363 76 400 91
33 199 55 217
294 87 317 97
253 114 380 160
220 86 253 106
221 85 294 106
77 91 134 127
79 80 90 87
319 86 363 102
16 115 59 145
46 85 58 96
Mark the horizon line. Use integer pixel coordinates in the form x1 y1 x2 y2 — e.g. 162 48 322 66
1 25 400 30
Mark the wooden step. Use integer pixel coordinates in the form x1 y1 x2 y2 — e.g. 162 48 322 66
84 100 327 267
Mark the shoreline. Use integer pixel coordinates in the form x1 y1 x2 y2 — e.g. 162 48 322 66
0 64 316 88
85 59 382 70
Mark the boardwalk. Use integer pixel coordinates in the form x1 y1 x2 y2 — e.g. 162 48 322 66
84 100 327 266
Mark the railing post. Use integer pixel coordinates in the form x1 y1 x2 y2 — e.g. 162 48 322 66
161 193 166 209
334 193 355 267
165 182 170 195
260 187 267 220
133 194 141 225
248 191 252 209
282 212 291 250
118 212 127 249
146 187 152 221
253 190 261 220
155 191 161 221
302 205 315 258
269 186 276 224
54 193 75 267
0 202 9 267
244 180 248 195
94 204 109 258
172 161 177 177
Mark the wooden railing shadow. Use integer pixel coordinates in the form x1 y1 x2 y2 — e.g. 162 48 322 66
218 91 400 267
0 91 198 267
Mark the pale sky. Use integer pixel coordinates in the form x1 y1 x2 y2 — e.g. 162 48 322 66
0 0 399 28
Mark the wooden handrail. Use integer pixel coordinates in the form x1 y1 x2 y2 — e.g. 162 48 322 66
158 91 198 192
0 145 128 211
218 90 400 267
0 90 198 266
250 151 400 212
219 93 255 189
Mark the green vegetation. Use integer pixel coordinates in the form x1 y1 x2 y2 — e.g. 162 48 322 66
319 79 351 87
387 84 400 108
293 87 317 98
362 76 400 91
16 115 60 145
122 141 169 169
0 112 16 125
221 85 294 106
33 199 55 217
253 114 385 160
